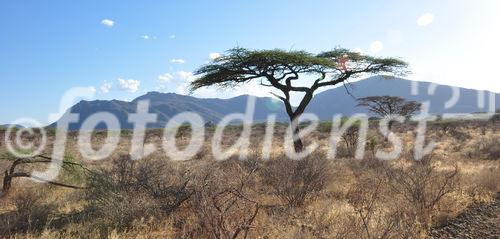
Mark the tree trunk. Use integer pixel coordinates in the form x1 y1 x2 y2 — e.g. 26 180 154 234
283 89 315 154
385 121 394 143
293 126 304 153
1 171 12 198
290 114 304 153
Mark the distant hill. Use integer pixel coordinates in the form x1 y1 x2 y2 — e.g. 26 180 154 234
49 76 499 130
50 93 288 130
306 76 500 118
0 124 24 129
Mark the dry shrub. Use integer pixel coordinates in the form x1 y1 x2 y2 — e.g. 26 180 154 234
341 156 460 238
187 159 261 239
84 155 193 233
0 189 56 235
270 201 357 239
1 119 497 238
332 160 406 239
342 126 360 158
431 120 461 135
365 136 380 159
430 121 473 144
448 128 470 142
384 155 459 235
335 144 354 159
482 137 500 160
309 209 357 239
346 174 401 239
472 166 500 193
261 156 332 207
464 134 500 160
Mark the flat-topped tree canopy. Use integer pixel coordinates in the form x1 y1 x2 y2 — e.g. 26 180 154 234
191 47 409 91
190 47 409 152
316 48 409 83
357 96 421 118
191 47 335 91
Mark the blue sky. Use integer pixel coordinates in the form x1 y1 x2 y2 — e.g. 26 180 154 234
0 0 499 124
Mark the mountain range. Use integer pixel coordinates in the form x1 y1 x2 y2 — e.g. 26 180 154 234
50 76 500 130
0 124 24 129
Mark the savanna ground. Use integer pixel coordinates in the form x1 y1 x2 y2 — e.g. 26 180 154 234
0 118 499 238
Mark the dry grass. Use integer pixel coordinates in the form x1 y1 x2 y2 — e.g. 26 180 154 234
0 119 498 238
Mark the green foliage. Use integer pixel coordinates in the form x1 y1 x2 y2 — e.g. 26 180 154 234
44 127 57 135
191 47 409 91
60 153 87 184
318 48 409 77
120 129 133 135
318 117 364 132
191 47 334 90
194 46 408 153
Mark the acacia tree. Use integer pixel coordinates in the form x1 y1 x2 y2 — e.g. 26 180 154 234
191 47 408 152
357 96 421 128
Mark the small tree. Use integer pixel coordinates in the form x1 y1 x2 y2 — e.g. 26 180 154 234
191 47 408 152
357 96 421 120
357 96 420 140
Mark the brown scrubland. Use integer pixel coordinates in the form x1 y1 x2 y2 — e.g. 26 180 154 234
0 118 498 238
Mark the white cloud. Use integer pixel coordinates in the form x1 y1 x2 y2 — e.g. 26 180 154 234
117 78 140 93
100 19 114 27
100 81 112 93
158 73 174 82
370 41 384 53
176 71 197 82
141 35 150 40
170 59 186 64
169 35 176 39
209 52 221 60
89 86 97 93
417 13 434 27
